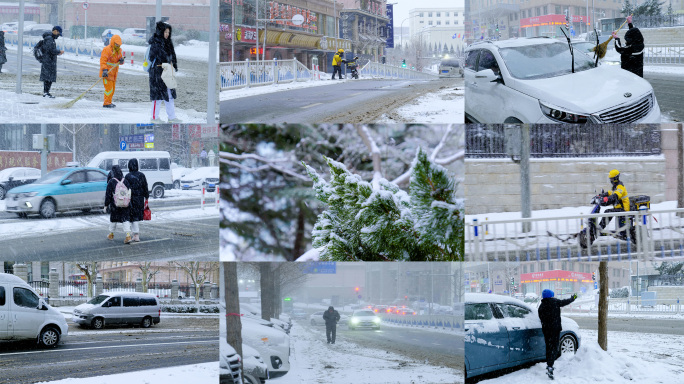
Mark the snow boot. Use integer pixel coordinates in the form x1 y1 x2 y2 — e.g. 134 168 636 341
546 366 554 380
124 233 132 244
133 234 140 242
167 118 182 123
107 232 114 240
150 118 163 124
43 93 55 98
103 104 116 108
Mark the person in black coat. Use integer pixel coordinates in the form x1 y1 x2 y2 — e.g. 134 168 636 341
104 165 132 243
612 16 644 78
148 21 179 123
322 306 341 344
40 26 64 98
537 289 577 379
124 158 149 242
0 31 7 73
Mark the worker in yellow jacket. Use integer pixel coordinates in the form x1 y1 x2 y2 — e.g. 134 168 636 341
599 169 630 237
100 35 125 108
331 48 344 80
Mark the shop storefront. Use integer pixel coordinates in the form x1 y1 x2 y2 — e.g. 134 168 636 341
520 270 593 297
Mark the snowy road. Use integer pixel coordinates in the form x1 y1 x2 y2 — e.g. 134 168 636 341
219 78 459 124
0 316 218 384
645 71 684 122
270 320 462 384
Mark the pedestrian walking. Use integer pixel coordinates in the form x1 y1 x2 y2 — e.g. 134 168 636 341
331 49 344 80
124 158 150 242
148 21 180 123
612 15 644 78
200 148 207 166
100 34 125 108
104 165 132 243
40 26 64 98
538 289 577 380
323 306 341 344
0 31 7 74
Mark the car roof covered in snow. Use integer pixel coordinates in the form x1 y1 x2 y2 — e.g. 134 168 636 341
465 293 531 308
0 273 32 287
184 167 219 179
468 37 561 50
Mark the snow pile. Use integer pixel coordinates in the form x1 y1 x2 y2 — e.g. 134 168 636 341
34 362 217 384
378 86 463 124
220 77 351 100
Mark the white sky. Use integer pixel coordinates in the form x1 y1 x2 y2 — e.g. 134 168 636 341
391 0 465 25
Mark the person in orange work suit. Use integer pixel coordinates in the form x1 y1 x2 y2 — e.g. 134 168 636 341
100 35 125 108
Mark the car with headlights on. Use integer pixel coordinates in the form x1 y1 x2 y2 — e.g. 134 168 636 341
348 309 381 330
465 293 580 380
309 311 348 326
4 167 107 218
464 37 660 124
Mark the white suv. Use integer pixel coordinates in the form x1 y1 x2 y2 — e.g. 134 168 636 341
464 37 661 124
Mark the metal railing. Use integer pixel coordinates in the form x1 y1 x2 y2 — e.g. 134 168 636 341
5 34 105 58
466 208 684 261
644 44 684 65
564 297 682 314
359 61 438 80
381 313 462 331
466 125 661 158
220 59 313 90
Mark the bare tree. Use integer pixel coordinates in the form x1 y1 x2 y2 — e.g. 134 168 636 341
175 262 219 310
138 262 161 294
76 262 98 298
598 261 609 351
224 262 243 382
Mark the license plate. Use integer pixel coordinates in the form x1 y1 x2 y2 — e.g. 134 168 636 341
208 184 215 188
183 185 190 188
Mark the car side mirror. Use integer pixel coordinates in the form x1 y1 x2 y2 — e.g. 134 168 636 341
38 299 48 310
61 179 72 185
7 177 13 181
475 68 503 84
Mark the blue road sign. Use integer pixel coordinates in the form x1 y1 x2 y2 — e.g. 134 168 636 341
120 140 127 151
302 262 336 274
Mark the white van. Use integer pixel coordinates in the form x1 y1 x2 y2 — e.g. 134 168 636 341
0 273 69 348
87 151 173 198
72 292 161 329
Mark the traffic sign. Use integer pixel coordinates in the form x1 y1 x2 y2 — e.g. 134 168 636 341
120 140 127 151
83 2 89 10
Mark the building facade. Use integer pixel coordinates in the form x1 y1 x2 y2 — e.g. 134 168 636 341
408 5 465 53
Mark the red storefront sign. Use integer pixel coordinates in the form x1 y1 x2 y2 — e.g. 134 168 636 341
520 270 593 284
189 125 219 139
520 14 591 28
0 6 41 15
0 151 73 171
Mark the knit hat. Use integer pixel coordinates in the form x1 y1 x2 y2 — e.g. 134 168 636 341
542 289 554 299
52 26 62 34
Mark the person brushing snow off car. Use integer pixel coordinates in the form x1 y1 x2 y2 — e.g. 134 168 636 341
538 289 577 380
323 306 340 344
612 15 644 78
100 34 125 108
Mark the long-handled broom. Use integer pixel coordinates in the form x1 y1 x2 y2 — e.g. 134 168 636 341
592 15 631 59
56 62 121 109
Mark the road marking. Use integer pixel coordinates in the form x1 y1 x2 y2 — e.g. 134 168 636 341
126 238 172 245
301 102 323 109
349 92 363 96
0 340 216 357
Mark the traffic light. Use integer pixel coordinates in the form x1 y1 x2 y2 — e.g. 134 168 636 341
592 272 596 281
402 59 406 68
510 277 515 286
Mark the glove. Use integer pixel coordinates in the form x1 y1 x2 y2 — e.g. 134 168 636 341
611 32 618 39
102 69 108 78
627 15 633 24
572 293 578 300
119 57 125 64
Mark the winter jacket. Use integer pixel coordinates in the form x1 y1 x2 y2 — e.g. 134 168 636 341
100 35 124 81
124 158 150 222
104 165 131 223
332 52 343 66
322 307 340 326
607 181 630 211
538 296 575 335
0 31 7 65
40 32 62 82
148 21 178 102
614 24 644 78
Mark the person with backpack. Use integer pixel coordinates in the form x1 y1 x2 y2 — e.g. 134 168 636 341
38 26 64 98
124 158 150 242
104 165 132 243
0 31 7 74
100 34 125 108
148 21 180 123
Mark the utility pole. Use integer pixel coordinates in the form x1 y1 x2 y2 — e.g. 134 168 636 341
207 0 218 124
156 0 162 22
16 0 25 94
521 125 531 232
40 124 48 176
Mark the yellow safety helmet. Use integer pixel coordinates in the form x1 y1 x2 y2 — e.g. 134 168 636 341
338 49 344 53
609 169 620 184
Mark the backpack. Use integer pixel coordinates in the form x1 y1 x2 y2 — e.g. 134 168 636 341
143 45 155 73
33 39 45 63
113 178 131 208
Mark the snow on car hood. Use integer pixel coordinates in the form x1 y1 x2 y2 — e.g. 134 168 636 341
73 303 98 313
510 65 652 115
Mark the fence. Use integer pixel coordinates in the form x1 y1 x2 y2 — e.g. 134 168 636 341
358 61 439 80
564 297 682 314
5 34 105 59
466 208 684 261
219 59 312 90
466 125 662 158
381 313 462 331
644 44 684 65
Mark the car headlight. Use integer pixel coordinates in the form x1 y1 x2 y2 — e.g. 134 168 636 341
373 317 381 323
18 192 38 198
351 318 359 324
539 101 589 124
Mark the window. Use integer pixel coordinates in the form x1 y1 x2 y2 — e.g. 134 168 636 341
428 12 432 17
428 21 433 25
530 264 535 273
0 286 5 306
446 21 450 25
141 297 157 306
419 12 423 17
437 21 441 25
465 50 479 70
555 5 561 14
106 296 121 307
465 303 493 320
98 159 113 171
140 158 158 171
523 265 527 274
436 12 441 17
455 21 458 25
543 5 547 14
118 159 129 170
478 50 499 73
123 297 140 307
13 287 39 308
445 12 450 16
87 171 107 182
159 158 170 170
497 304 531 318
67 171 87 184
548 261 554 270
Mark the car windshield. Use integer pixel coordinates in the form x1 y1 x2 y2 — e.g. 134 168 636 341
499 42 596 80
33 169 71 184
87 294 110 305
354 310 376 317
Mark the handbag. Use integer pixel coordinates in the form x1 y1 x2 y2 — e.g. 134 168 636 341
143 200 151 221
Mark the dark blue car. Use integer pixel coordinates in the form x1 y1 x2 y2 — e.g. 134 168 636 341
465 293 580 380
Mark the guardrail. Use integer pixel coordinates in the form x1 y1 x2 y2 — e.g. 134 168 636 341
359 61 438 80
381 314 461 331
564 297 682 314
466 208 684 261
644 44 684 65
5 34 105 58
219 59 312 90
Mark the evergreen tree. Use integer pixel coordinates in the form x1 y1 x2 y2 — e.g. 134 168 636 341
622 0 633 16
303 149 464 261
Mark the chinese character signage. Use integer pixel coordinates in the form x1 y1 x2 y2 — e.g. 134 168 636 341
386 4 394 48
120 134 145 149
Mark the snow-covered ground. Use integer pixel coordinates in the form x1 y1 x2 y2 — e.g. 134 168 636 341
269 321 461 384
220 77 353 101
476 329 684 383
644 65 684 76
34 362 217 384
377 85 463 124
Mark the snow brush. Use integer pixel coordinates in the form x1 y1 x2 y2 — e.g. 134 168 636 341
56 62 121 109
592 16 631 59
